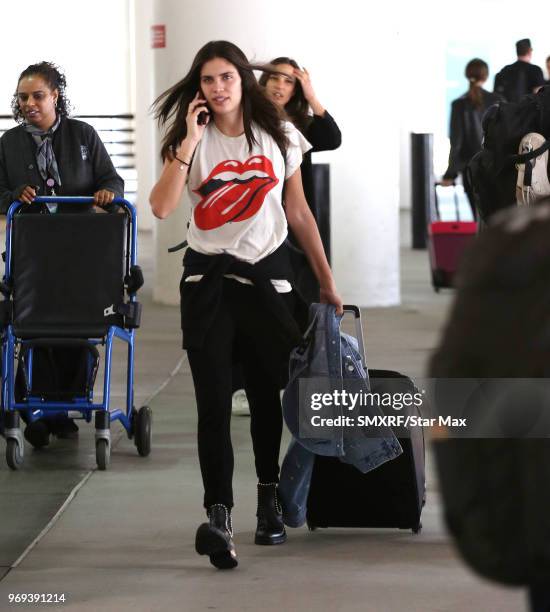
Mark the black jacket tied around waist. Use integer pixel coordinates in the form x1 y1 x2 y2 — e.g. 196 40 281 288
180 242 305 350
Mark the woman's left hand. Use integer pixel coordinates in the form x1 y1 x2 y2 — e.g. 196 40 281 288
293 67 325 116
93 189 115 207
320 285 344 316
293 67 316 103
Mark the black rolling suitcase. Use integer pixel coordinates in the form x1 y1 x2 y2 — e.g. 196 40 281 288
306 364 426 532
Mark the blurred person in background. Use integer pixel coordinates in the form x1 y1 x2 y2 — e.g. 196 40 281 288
441 58 503 220
494 38 545 102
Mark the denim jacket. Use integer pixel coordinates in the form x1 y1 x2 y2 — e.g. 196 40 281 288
279 304 402 527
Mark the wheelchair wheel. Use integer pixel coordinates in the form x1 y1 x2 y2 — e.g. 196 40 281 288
6 438 23 470
135 406 152 457
96 439 110 470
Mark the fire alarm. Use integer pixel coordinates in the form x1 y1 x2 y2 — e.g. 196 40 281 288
151 25 166 49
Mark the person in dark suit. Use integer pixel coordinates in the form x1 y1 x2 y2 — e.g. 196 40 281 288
494 38 545 102
441 58 503 219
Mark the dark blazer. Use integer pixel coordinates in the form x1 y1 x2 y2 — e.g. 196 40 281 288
443 89 503 180
300 111 341 213
0 117 124 214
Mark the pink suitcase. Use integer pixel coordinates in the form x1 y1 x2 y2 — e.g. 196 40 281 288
428 184 477 291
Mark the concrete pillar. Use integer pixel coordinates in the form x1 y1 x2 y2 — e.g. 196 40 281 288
132 0 189 303
146 0 401 307
131 0 156 233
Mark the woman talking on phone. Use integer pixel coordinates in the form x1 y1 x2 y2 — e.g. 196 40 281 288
150 40 342 570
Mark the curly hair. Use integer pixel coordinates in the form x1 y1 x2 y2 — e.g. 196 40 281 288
152 40 288 162
259 57 311 133
11 61 71 123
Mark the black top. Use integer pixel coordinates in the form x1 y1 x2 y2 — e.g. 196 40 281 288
0 117 124 214
494 60 545 103
443 89 504 180
300 111 341 215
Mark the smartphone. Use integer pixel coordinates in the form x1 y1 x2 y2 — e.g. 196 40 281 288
197 90 210 125
197 110 210 126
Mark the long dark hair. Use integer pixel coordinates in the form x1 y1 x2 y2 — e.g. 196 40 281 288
152 40 288 162
259 57 311 133
465 58 489 109
11 61 71 123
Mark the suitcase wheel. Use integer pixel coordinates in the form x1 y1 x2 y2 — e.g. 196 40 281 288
412 522 422 535
307 523 317 532
432 269 445 291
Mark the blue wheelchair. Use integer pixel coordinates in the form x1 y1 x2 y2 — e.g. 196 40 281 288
0 197 151 470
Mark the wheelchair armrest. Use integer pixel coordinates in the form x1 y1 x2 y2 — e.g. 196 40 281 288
123 302 142 329
125 265 144 295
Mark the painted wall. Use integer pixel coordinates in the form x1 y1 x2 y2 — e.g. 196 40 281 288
0 0 132 116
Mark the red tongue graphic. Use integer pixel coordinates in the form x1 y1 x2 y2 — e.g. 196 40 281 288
193 156 278 230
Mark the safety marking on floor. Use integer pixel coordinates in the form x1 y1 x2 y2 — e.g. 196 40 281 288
10 471 94 570
1 353 187 577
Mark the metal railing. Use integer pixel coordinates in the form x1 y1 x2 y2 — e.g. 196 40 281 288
0 114 137 205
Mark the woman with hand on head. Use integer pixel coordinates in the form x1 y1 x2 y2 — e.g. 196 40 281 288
0 62 123 445
150 40 342 570
260 58 341 303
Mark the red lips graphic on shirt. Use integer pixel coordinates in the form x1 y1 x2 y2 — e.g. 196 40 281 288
193 156 278 230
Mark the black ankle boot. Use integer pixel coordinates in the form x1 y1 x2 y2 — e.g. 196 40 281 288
24 419 50 448
195 504 238 569
255 482 287 545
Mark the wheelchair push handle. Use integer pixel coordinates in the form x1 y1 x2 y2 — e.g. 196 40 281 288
32 196 131 209
31 196 126 204
6 196 139 272
7 196 136 222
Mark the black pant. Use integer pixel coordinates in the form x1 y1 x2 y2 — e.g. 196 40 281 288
186 279 296 509
461 170 478 222
529 585 550 612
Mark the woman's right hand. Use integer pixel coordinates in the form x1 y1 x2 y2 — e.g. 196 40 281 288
185 91 210 144
150 92 209 219
17 185 37 204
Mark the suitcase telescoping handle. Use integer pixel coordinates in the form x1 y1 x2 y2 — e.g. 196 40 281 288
434 181 461 223
342 305 366 364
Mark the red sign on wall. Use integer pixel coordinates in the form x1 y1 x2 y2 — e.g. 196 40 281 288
151 25 166 49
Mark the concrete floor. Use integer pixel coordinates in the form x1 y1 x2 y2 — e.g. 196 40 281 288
0 222 528 612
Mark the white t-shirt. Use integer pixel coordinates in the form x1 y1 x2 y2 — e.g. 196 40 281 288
185 121 311 292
